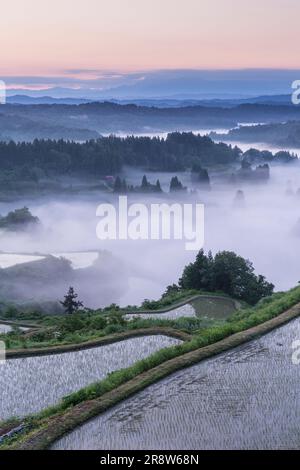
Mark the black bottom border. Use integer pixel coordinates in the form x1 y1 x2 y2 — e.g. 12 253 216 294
0 450 299 467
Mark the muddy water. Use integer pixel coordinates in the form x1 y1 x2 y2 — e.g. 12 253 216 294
0 335 181 420
53 318 300 450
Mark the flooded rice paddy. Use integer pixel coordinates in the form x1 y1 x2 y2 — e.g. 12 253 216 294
0 324 29 334
0 253 44 269
0 324 13 334
0 251 99 270
126 297 237 321
51 252 99 269
125 304 196 321
0 335 181 421
191 296 237 319
53 318 300 450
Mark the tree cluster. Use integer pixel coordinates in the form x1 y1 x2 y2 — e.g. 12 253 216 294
0 133 241 186
179 249 274 305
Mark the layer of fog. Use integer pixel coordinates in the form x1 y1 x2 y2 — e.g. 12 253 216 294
1 154 300 309
101 123 262 140
101 127 231 139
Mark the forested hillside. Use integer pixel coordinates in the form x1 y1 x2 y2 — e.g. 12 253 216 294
0 133 241 184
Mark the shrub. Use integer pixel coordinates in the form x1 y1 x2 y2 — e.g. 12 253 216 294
89 316 107 330
60 314 85 333
103 324 124 335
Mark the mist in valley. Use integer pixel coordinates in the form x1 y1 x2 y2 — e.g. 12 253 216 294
1 155 300 310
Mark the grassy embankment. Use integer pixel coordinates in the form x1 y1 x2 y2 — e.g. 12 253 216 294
0 290 238 353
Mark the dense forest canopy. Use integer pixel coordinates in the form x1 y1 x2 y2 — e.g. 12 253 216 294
0 133 241 184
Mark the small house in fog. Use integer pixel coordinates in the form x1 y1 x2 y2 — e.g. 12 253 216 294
105 176 115 183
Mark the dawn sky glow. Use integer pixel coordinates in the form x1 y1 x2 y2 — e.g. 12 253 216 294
1 0 299 79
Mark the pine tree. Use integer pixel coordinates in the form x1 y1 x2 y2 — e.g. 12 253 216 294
121 178 128 192
170 176 184 192
155 179 162 192
141 175 149 190
60 287 83 315
113 176 122 193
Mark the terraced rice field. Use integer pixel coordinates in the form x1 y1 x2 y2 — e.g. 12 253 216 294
0 251 99 270
0 253 44 269
191 296 237 319
53 318 300 450
0 324 13 334
126 304 196 320
126 296 237 321
0 335 181 421
51 251 99 269
0 324 29 334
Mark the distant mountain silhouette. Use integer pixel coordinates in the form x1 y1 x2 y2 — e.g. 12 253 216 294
6 93 293 107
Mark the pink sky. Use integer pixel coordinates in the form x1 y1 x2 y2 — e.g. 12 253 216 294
1 0 299 76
